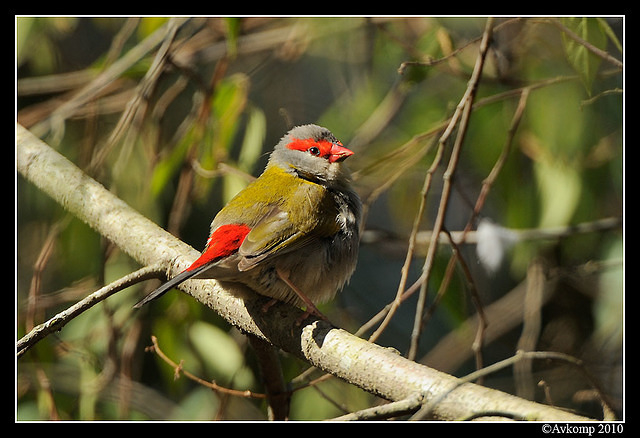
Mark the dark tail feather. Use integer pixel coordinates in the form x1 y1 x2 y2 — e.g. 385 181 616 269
133 263 211 309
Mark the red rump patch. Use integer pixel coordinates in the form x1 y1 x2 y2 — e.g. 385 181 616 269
186 224 251 272
287 137 338 157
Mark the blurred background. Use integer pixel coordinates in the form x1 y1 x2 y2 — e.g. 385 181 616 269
17 17 623 420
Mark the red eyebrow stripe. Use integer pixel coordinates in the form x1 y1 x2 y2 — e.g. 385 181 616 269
286 137 338 156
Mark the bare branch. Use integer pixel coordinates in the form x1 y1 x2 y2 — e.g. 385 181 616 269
16 123 591 421
17 265 163 358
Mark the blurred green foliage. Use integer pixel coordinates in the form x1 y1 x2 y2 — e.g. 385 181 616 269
17 17 623 421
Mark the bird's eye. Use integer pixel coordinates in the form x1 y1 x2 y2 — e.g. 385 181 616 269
308 146 321 156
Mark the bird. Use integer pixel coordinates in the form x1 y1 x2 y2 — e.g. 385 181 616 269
134 124 362 320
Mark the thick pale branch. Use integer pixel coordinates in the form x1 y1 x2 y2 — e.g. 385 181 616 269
16 123 590 421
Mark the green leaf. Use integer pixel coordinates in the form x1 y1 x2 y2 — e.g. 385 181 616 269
188 321 254 386
224 17 242 57
561 17 608 95
221 107 266 203
237 106 266 172
150 123 195 196
210 73 250 145
595 17 622 53
535 160 582 228
593 237 623 350
150 74 251 200
194 74 250 200
137 17 170 39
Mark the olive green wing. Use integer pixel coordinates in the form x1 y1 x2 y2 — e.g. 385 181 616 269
237 199 341 271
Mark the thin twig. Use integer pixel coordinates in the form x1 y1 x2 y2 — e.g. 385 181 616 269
16 123 593 421
94 17 188 175
514 259 546 399
330 394 424 421
148 336 267 399
397 18 525 75
368 139 444 344
410 87 530 355
407 18 495 361
401 31 531 361
411 349 615 421
29 18 191 140
24 218 70 333
442 229 488 377
549 18 623 69
17 265 165 358
473 87 530 221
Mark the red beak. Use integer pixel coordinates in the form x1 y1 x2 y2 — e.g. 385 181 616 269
329 143 354 163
